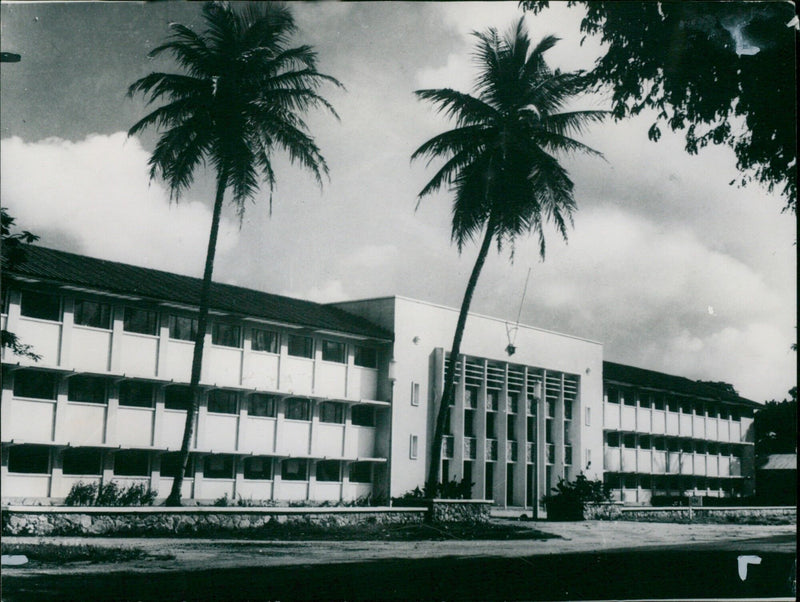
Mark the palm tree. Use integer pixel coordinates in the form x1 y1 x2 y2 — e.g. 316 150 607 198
128 2 341 506
412 19 606 496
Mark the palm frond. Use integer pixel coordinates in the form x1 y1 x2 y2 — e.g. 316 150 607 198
414 88 498 126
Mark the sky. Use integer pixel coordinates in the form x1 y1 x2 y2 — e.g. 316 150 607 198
1 2 796 403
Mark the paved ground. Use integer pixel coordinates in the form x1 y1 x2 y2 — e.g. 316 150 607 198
2 519 795 575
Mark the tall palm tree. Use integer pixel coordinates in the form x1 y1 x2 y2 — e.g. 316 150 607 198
128 2 341 506
412 19 606 496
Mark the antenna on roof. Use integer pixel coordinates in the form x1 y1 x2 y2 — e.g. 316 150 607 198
505 267 531 356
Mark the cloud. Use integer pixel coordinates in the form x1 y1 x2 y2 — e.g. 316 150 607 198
287 280 350 304
0 133 238 276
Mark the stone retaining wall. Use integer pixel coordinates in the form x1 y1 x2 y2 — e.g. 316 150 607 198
585 503 796 523
428 499 491 523
1 506 426 537
1 500 491 536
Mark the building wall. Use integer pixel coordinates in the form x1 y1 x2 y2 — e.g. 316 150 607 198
2 285 390 504
601 384 756 503
337 297 604 513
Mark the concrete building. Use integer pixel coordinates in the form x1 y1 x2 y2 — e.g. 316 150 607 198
1 246 759 512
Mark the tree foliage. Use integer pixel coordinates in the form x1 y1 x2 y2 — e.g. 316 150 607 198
522 1 797 212
412 20 605 493
128 1 340 505
755 387 797 456
1 208 41 361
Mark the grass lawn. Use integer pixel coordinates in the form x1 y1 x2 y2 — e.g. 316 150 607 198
1 542 175 566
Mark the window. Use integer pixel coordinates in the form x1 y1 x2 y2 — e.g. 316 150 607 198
287 334 313 358
607 388 619 404
409 434 419 459
208 390 238 414
316 460 341 482
68 375 107 404
410 382 420 406
526 417 535 441
114 450 149 476
564 445 573 465
8 445 50 474
546 398 555 418
354 345 377 368
123 307 158 335
20 291 60 321
508 392 519 414
563 421 571 443
585 407 591 426
212 323 241 347
13 370 57 400
351 405 375 427
243 457 273 480
62 448 102 475
322 340 346 363
349 462 372 483
507 415 516 440
464 409 476 437
249 394 278 418
464 386 478 409
653 396 665 411
251 328 279 353
319 401 345 424
160 453 194 478
164 385 192 411
486 412 496 439
168 315 197 341
204 455 234 479
639 435 651 449
487 390 499 411
74 299 111 329
564 398 573 420
281 459 308 481
118 381 155 408
284 397 310 421
606 432 620 447
623 391 636 407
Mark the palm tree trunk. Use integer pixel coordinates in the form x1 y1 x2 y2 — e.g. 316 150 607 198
426 220 495 497
165 173 228 506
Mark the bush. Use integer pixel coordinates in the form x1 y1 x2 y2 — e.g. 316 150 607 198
64 481 157 507
542 473 611 521
64 482 98 506
392 478 475 506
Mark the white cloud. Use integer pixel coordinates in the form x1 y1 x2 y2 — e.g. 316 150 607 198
290 280 350 304
0 133 238 276
344 244 399 270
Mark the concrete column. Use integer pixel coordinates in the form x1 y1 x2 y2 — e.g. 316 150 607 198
109 305 125 374
1 446 9 494
237 394 249 452
195 390 208 450
150 453 161 493
4 290 22 341
101 449 114 487
308 459 317 500
49 448 63 498
451 356 465 481
153 386 165 447
553 373 565 483
274 397 285 453
513 368 528 507
53 377 69 443
156 313 169 377
341 461 351 501
192 455 204 500
343 405 353 459
312 337 322 395
495 364 509 507
536 370 547 518
104 382 119 445
233 455 245 500
277 334 288 391
59 296 74 368
1 370 15 440
344 343 354 399
309 399 319 456
199 328 212 384
474 359 487 500
272 459 282 501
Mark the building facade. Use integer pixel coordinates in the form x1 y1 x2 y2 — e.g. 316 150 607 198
1 247 760 511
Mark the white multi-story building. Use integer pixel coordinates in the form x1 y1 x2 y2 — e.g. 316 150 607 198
1 246 758 512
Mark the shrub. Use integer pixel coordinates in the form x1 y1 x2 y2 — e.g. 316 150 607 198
64 482 98 506
542 473 611 521
64 481 157 507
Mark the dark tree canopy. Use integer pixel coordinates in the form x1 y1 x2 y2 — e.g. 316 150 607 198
754 387 797 456
522 1 797 212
